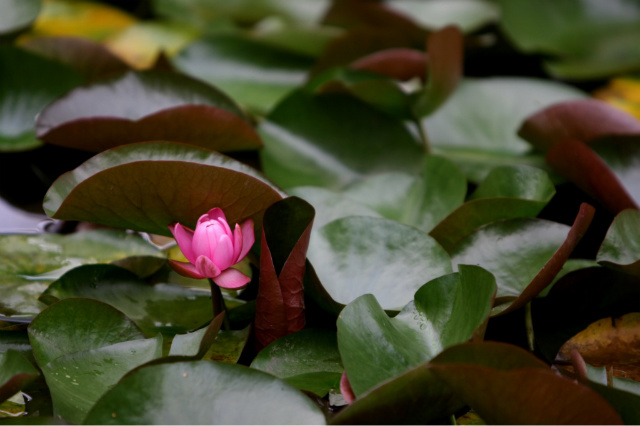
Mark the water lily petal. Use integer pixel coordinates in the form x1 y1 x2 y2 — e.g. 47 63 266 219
192 222 213 259
169 223 196 264
206 208 233 236
169 260 205 280
195 255 222 278
233 223 243 262
212 234 234 270
212 268 251 289
237 219 255 262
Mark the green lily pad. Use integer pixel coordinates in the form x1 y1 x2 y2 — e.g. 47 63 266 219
307 216 452 311
591 136 640 209
287 186 381 228
0 230 163 319
337 265 495 396
495 0 640 79
0 46 82 152
0 350 39 405
0 0 41 36
84 361 327 424
343 154 467 232
387 0 499 32
40 264 213 335
28 298 162 424
36 70 261 152
251 328 343 396
431 165 556 250
421 77 586 181
202 326 251 364
260 88 424 190
597 209 640 276
43 141 284 237
175 33 314 114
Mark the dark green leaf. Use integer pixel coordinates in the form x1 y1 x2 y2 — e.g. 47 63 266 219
307 216 452 311
338 265 495 396
84 361 327 424
259 89 424 190
597 209 640 276
0 350 39 405
43 141 284 236
0 47 81 152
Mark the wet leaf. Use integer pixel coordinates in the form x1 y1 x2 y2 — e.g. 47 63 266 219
84 361 327 424
450 204 594 315
28 298 162 424
431 165 556 250
344 154 467 233
307 216 452 311
259 89 423 190
255 197 315 348
422 77 586 181
36 70 260 152
0 230 163 319
495 0 640 79
0 0 41 36
40 264 213 336
175 33 314 113
597 209 640 276
0 46 82 152
0 350 39 405
251 328 342 396
43 141 284 237
338 265 495 396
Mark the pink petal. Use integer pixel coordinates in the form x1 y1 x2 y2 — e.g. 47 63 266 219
195 255 222 278
192 222 213 259
169 223 196 264
340 371 356 404
212 234 234 270
232 223 243 262
212 268 251 289
169 260 205 280
236 219 255 263
207 208 233 237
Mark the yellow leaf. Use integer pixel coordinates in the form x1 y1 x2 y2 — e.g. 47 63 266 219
594 78 640 120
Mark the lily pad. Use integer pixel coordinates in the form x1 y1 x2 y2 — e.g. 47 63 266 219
421 77 586 181
0 0 41 36
337 265 495 396
43 141 284 237
0 350 39 405
36 70 261 152
259 88 424 190
495 0 640 79
40 264 213 336
175 33 315 113
388 0 498 32
202 326 251 364
84 361 327 424
28 298 162 424
344 154 467 232
251 328 343 396
307 216 452 311
0 46 82 152
0 230 163 319
430 165 556 250
597 209 640 276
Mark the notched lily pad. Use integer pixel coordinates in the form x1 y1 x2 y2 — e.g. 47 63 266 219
36 70 261 152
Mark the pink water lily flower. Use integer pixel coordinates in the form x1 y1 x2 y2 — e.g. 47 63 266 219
168 208 254 289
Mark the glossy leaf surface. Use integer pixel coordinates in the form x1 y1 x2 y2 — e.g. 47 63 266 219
598 209 640 276
388 0 498 32
338 265 495 396
260 89 423 189
43 141 284 236
0 47 81 152
431 165 556 250
422 78 586 181
251 328 342 396
307 216 452 311
36 70 260 152
175 33 314 113
84 361 327 424
40 264 213 335
28 298 162 424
